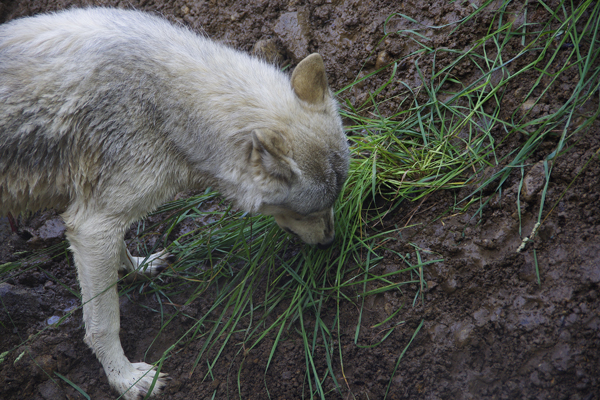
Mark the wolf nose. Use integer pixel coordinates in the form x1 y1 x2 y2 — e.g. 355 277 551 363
317 235 334 250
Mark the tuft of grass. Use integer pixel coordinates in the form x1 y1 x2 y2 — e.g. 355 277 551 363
344 0 599 220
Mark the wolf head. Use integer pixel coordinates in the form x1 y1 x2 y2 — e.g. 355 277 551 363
252 54 350 249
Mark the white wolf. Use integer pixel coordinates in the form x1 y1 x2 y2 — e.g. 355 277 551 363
0 8 349 399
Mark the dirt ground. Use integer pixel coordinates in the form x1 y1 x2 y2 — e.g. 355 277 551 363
1 0 599 399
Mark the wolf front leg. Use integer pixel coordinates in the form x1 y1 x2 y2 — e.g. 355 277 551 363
64 213 168 399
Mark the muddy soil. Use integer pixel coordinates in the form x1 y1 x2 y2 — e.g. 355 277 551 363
1 0 599 399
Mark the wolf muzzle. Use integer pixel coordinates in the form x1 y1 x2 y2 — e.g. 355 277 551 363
317 234 335 250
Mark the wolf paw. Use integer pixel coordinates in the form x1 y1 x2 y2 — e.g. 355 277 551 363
109 362 169 400
120 245 174 279
131 249 173 276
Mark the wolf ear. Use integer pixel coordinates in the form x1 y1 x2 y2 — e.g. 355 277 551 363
291 53 328 105
251 129 295 181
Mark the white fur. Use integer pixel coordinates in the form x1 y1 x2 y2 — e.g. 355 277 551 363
0 8 349 399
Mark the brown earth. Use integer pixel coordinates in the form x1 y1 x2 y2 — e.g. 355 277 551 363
1 0 599 399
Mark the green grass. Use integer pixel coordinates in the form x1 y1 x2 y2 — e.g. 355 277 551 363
1 0 599 398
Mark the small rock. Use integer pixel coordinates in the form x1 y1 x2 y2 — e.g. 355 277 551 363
33 354 57 376
441 278 457 294
522 161 546 202
273 10 311 62
37 217 66 241
530 370 542 386
452 321 474 347
521 97 537 111
38 379 65 400
384 302 394 316
473 308 490 327
375 50 391 69
551 343 571 371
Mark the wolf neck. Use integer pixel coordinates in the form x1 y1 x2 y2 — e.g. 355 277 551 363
165 46 300 212
189 46 295 133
